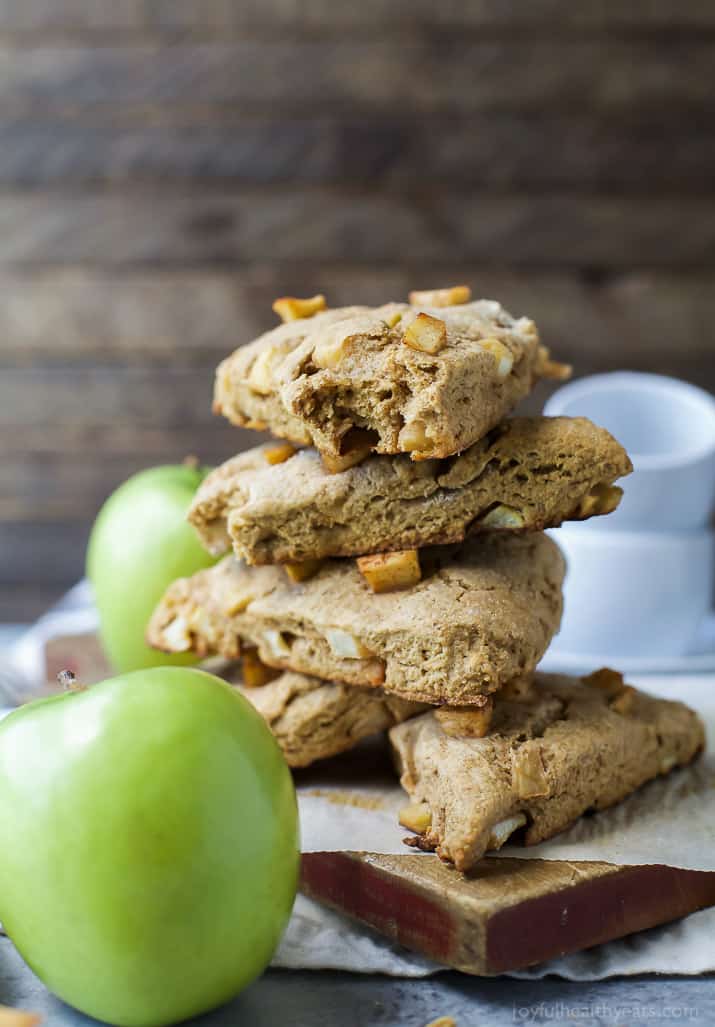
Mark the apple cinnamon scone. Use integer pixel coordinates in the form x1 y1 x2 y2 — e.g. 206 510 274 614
221 663 425 768
390 669 705 873
189 416 631 563
147 533 565 706
213 290 569 463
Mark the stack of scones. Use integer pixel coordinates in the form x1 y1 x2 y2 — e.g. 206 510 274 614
148 286 703 872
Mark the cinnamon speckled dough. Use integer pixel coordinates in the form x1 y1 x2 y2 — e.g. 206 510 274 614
390 672 705 872
147 534 565 705
213 300 556 461
222 665 425 768
189 416 631 562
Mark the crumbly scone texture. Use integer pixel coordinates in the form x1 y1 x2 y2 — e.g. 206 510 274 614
147 534 565 705
222 665 425 768
213 300 545 461
389 671 705 872
189 416 632 562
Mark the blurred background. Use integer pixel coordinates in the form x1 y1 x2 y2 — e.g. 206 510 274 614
1 0 714 622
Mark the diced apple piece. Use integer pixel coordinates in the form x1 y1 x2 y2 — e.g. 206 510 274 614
511 745 550 799
537 345 572 381
398 802 432 834
480 337 514 379
403 312 447 355
408 285 471 308
487 813 527 850
479 504 525 529
263 630 292 660
272 294 326 323
582 667 625 698
162 616 192 653
435 699 493 739
324 628 373 660
241 649 280 688
284 559 324 584
247 348 277 395
321 430 375 473
573 483 623 520
357 549 421 593
264 443 297 466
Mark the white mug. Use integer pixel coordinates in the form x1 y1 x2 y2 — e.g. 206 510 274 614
549 526 714 661
544 372 715 531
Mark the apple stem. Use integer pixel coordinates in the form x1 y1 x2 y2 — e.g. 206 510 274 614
183 454 199 469
57 669 86 693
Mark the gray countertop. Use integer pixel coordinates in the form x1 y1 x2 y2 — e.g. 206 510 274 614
1 936 713 1026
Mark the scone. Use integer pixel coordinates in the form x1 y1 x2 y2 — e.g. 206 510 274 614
190 416 631 562
222 664 425 768
213 294 568 462
390 669 705 872
147 534 565 705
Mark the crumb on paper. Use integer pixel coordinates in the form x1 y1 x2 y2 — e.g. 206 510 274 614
304 789 386 811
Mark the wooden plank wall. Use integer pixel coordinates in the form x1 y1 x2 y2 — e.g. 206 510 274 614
1 1 714 619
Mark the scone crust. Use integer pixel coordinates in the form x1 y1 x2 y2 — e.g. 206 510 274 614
147 534 565 705
213 300 544 461
389 671 705 872
189 416 632 562
224 666 424 768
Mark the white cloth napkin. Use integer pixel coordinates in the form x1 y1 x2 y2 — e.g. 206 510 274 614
5 585 715 979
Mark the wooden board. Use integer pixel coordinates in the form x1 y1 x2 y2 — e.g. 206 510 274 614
3 1 715 35
0 41 713 117
3 115 714 189
301 851 715 975
1 188 714 267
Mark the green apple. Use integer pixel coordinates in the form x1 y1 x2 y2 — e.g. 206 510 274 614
0 667 299 1027
87 464 219 673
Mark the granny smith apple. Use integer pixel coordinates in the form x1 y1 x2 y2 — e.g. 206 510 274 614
0 667 299 1027
87 464 218 673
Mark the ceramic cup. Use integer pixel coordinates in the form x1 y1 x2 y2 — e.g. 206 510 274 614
544 371 715 531
549 526 714 660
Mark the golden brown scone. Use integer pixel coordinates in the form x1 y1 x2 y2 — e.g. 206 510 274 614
390 670 705 873
213 299 565 462
222 664 425 768
147 534 565 706
189 416 631 562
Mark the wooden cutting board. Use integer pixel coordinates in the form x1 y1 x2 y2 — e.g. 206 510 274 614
301 851 715 974
45 631 715 974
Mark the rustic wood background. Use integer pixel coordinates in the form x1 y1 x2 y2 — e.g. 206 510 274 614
1 1 714 620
